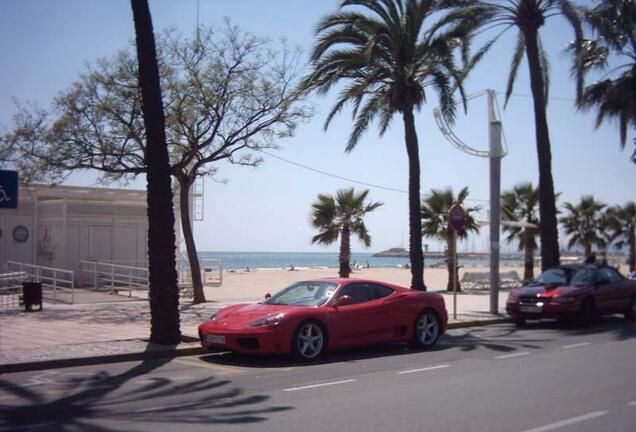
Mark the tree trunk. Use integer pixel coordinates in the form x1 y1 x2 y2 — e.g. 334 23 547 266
131 0 180 344
339 224 351 278
628 229 635 272
402 109 426 291
584 243 592 258
446 232 460 291
178 177 205 304
523 238 535 281
523 28 560 271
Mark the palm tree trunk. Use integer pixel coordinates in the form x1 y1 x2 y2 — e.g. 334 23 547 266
523 28 561 271
628 229 635 272
131 0 180 344
402 109 426 291
178 177 205 304
584 243 592 258
339 224 351 278
524 239 535 281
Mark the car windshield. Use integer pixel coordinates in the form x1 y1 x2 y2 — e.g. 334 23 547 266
534 268 570 285
265 281 338 306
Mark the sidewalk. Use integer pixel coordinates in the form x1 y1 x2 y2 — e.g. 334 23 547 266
0 289 511 373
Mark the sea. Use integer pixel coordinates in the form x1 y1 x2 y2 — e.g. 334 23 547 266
198 251 521 270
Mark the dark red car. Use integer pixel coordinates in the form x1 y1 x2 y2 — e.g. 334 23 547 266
506 264 636 326
198 278 448 360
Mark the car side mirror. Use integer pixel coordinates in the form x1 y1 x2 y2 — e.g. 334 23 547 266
264 292 272 300
334 295 353 307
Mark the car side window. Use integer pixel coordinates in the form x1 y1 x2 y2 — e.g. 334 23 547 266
338 284 374 305
370 284 394 300
598 268 622 284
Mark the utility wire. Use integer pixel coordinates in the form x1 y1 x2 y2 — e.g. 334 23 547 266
259 149 491 204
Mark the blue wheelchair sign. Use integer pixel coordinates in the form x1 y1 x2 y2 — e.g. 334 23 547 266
0 170 18 209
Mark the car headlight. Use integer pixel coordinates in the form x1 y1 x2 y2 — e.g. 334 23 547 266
248 313 285 327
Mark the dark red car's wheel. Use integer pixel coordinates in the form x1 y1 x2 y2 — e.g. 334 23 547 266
625 296 636 320
292 321 326 361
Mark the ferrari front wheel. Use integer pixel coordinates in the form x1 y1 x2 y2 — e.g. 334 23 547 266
292 321 326 361
412 310 441 349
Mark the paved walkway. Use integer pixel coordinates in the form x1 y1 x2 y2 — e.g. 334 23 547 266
0 288 511 371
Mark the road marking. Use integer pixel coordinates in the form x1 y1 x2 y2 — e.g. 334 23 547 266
494 351 530 360
173 358 245 375
562 342 591 349
282 379 356 392
628 400 636 406
397 364 451 375
521 411 608 432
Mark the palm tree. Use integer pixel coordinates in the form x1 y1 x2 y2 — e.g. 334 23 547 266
475 0 584 271
421 187 480 291
605 202 636 272
501 182 540 281
131 0 180 344
302 0 486 291
560 195 607 258
311 188 383 278
574 0 636 164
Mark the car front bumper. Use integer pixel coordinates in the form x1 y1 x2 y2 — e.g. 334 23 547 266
198 324 295 355
506 300 581 320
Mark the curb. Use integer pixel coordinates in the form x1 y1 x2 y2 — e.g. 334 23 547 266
0 345 204 374
1 318 512 373
447 317 511 329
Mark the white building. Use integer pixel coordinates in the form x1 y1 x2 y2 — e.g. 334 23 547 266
0 184 148 278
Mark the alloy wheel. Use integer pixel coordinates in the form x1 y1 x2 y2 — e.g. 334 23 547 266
415 311 440 347
295 322 324 360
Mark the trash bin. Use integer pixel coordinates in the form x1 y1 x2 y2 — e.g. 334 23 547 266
22 282 43 312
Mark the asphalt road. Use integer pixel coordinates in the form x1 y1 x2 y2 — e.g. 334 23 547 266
1 317 635 432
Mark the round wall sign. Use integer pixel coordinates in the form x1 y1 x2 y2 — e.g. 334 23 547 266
13 226 29 243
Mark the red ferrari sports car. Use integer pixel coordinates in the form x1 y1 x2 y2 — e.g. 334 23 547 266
198 278 448 360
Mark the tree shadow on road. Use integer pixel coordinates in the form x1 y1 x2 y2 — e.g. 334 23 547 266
0 345 292 432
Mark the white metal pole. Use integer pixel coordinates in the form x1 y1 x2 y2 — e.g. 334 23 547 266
489 92 503 314
453 229 458 320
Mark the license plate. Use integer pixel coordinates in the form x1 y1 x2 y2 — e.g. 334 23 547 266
520 305 542 313
205 334 226 344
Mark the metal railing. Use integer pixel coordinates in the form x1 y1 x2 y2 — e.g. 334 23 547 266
7 261 75 304
177 258 223 288
79 260 149 297
0 271 28 312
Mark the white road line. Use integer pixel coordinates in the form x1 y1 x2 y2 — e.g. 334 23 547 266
562 342 591 349
521 411 608 432
282 379 356 392
628 400 636 406
494 351 530 360
397 364 451 375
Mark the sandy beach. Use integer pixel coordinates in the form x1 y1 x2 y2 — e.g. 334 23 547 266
202 264 526 302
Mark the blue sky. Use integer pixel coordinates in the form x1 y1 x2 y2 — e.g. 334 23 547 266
1 0 634 254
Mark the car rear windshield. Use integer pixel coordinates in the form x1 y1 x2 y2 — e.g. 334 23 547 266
265 281 338 306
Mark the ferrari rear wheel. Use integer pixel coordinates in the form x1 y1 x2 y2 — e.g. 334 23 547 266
292 321 326 361
412 310 441 349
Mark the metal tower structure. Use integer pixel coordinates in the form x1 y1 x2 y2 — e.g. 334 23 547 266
433 89 507 314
